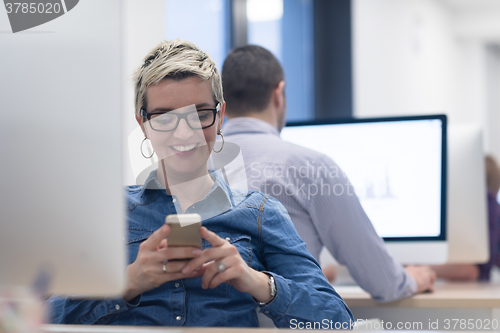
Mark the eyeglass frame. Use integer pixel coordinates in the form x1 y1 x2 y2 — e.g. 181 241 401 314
140 103 221 132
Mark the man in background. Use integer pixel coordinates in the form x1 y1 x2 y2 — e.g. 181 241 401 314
221 45 436 302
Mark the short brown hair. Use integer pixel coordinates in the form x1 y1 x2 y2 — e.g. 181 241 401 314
222 45 284 116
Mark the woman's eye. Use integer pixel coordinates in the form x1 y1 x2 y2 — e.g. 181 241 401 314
197 111 211 121
153 114 174 124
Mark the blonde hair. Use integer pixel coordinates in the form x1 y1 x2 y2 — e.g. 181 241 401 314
133 39 224 117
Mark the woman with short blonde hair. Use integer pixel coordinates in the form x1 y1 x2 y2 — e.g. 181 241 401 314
48 39 353 328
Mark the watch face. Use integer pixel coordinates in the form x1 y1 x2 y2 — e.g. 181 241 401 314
270 276 276 297
259 274 276 305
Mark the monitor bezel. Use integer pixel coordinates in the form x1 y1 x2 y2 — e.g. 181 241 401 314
284 114 447 242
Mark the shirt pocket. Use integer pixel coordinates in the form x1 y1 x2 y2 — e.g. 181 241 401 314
127 228 153 265
202 231 252 265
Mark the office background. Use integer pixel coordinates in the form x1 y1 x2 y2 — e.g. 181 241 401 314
2 0 493 185
120 0 500 186
1 1 500 328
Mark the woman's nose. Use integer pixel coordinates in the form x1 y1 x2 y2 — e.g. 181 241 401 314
172 118 194 140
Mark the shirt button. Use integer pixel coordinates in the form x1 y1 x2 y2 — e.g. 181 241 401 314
175 283 180 288
225 237 230 241
172 198 177 203
176 316 182 321
115 304 120 311
264 310 270 314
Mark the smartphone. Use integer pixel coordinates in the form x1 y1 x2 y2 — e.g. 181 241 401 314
165 213 202 249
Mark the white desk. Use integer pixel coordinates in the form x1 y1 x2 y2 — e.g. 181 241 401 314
42 326 281 333
38 283 500 332
335 282 500 330
41 326 500 333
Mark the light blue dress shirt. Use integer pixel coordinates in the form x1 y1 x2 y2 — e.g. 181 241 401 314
47 170 353 327
223 117 417 302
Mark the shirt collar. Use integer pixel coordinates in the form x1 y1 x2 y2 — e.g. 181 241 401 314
141 169 233 221
223 117 280 137
143 170 164 191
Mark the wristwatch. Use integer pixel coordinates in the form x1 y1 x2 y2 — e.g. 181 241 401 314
259 273 277 306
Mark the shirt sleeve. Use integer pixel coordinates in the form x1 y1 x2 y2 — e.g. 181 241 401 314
258 196 354 328
307 156 417 302
47 295 141 325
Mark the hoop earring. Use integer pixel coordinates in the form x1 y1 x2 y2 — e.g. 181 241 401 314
213 131 224 153
141 138 154 159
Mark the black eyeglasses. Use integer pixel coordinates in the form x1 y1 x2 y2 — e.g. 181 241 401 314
140 103 221 132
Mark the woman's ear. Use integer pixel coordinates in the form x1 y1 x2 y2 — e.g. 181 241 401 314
136 114 148 138
218 102 226 132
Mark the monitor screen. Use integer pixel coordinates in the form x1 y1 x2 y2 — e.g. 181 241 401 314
280 115 447 241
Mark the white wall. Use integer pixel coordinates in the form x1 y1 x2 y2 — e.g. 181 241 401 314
353 0 500 160
353 0 459 118
121 0 165 185
123 0 500 182
485 46 500 165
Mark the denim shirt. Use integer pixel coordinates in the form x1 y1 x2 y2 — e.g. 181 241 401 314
48 171 353 328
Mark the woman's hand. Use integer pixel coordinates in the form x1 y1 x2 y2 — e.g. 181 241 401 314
182 227 273 303
123 224 203 302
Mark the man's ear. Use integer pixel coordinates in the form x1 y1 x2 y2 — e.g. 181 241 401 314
273 81 285 110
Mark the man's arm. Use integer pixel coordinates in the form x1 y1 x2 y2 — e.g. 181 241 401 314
259 197 354 328
429 264 479 281
307 156 434 302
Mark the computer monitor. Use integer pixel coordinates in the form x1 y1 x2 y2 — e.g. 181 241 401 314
280 115 448 264
447 124 489 263
0 1 126 296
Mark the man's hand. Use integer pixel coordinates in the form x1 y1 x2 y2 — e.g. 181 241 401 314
405 265 437 293
123 224 202 302
322 265 337 283
430 264 479 281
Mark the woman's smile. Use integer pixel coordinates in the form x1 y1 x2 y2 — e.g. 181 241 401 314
169 142 201 157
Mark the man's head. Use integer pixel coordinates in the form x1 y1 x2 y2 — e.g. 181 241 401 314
134 39 224 119
222 45 286 130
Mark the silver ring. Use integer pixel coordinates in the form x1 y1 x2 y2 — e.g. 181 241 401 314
163 262 167 273
217 261 226 273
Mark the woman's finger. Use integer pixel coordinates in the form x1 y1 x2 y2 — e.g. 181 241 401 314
162 260 190 274
182 246 229 274
197 262 210 275
200 261 218 289
158 239 167 249
200 227 226 247
142 224 170 251
157 246 202 261
160 271 199 284
208 266 241 289
202 257 238 289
